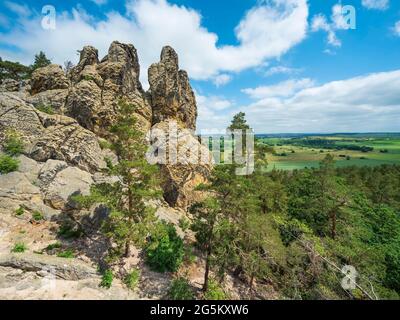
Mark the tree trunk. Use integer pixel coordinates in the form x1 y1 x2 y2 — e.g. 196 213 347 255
124 241 131 257
330 210 336 240
203 244 212 292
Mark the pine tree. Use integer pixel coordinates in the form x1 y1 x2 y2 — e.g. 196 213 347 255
31 51 51 71
75 100 161 261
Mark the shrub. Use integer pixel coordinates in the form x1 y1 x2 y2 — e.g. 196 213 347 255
11 242 27 253
3 131 24 156
36 104 54 115
45 242 62 251
32 211 44 221
0 155 19 174
203 280 227 300
15 206 24 216
57 249 75 258
169 277 195 300
100 269 113 289
124 269 140 290
145 222 184 273
57 221 82 239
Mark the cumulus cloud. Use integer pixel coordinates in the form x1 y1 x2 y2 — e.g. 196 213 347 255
311 4 355 48
213 74 232 87
242 78 314 99
0 0 309 86
240 70 400 133
361 0 389 10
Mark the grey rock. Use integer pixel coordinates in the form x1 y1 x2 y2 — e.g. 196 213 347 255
0 253 97 280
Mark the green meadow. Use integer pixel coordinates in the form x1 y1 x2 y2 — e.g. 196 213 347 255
258 134 400 171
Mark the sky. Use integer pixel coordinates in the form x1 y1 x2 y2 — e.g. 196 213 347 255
0 0 400 133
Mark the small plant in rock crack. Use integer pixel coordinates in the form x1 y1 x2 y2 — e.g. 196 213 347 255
124 269 141 290
15 206 24 216
11 242 27 253
100 269 113 289
57 249 75 259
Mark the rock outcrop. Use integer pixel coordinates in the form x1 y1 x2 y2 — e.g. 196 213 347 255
148 46 211 209
0 92 106 173
30 64 69 95
66 41 152 136
148 46 197 130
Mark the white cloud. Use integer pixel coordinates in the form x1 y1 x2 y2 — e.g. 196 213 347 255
0 0 308 85
195 91 236 132
311 4 356 48
213 74 232 87
361 0 389 10
311 14 341 47
239 70 400 133
394 21 400 37
242 78 314 99
264 66 301 77
4 1 31 17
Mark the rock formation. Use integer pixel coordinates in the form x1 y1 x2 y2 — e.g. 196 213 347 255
0 41 211 215
148 46 197 130
65 41 152 136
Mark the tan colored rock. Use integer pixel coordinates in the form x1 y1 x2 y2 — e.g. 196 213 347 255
148 120 213 209
30 64 69 95
66 41 152 136
148 46 197 130
0 92 106 173
27 89 69 114
41 166 93 210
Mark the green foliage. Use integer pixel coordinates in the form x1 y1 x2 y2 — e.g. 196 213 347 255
57 249 75 258
124 269 140 290
32 211 44 221
75 99 161 263
203 280 227 300
57 221 82 239
145 222 184 273
100 269 113 289
15 206 24 216
169 277 195 300
228 112 250 131
0 58 30 81
36 104 55 115
3 130 24 156
45 242 62 251
31 51 51 71
11 243 27 253
178 217 191 232
0 155 19 174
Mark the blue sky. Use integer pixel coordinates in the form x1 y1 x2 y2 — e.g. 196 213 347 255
0 0 400 133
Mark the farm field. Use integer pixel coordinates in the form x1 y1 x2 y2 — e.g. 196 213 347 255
257 134 400 171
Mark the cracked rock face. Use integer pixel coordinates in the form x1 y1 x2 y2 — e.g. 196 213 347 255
66 41 152 136
148 46 197 130
0 92 106 173
30 64 69 95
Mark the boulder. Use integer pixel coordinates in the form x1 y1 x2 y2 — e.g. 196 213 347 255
0 92 106 173
0 172 42 214
30 64 69 95
41 166 93 210
27 89 69 114
148 46 197 130
0 79 19 92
